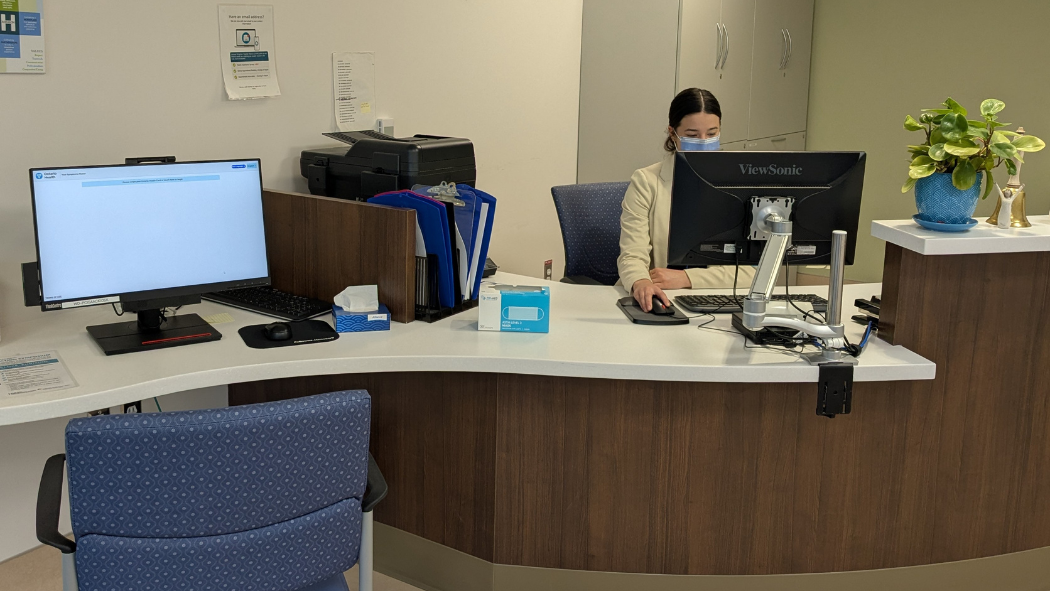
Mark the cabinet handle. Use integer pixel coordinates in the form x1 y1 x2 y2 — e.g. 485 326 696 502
786 28 793 69
720 24 730 69
771 137 787 142
779 29 787 70
714 23 723 69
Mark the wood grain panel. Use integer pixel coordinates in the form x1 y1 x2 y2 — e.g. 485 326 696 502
874 248 1050 564
493 373 1050 575
262 190 416 322
229 372 498 561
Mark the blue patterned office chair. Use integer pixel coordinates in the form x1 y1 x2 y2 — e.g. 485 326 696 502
37 390 387 591
551 182 630 285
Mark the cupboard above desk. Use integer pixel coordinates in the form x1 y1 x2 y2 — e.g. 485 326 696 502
578 0 815 183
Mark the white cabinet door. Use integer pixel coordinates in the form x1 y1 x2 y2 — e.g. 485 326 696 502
577 0 682 182
744 131 806 151
747 0 813 140
722 140 747 151
677 0 755 144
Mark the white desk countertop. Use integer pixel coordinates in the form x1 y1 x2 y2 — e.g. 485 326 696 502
0 273 934 426
872 215 1050 255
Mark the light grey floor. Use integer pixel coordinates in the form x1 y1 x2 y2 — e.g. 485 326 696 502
0 545 422 591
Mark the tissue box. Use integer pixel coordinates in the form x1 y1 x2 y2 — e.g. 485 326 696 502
333 304 391 333
478 285 550 333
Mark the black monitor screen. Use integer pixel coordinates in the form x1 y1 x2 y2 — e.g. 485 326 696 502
667 151 865 267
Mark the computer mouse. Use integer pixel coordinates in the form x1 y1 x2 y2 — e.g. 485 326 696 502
650 297 673 315
263 322 292 341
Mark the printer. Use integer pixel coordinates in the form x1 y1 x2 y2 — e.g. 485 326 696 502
300 131 476 201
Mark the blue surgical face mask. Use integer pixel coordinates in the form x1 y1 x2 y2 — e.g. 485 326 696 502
676 133 720 152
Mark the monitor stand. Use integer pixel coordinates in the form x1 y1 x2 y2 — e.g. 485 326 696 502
87 309 221 356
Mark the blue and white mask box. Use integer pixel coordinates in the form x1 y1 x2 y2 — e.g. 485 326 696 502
478 285 550 333
333 304 391 333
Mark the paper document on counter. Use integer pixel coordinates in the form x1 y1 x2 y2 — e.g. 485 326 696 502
0 351 77 396
218 4 281 99
333 52 376 131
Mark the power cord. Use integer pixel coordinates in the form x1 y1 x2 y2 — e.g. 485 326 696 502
782 257 825 324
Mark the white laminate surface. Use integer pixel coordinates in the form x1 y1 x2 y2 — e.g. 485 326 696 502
872 216 1050 255
0 273 933 425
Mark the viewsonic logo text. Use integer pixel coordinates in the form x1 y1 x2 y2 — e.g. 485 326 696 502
738 163 803 176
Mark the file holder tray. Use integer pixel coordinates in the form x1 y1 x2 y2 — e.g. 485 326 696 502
415 254 478 322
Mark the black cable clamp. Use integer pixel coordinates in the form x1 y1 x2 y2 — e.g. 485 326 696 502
816 362 853 418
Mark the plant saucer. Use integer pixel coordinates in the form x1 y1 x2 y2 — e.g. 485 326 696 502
912 214 978 233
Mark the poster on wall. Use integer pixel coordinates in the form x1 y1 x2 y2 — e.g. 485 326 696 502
333 52 376 132
0 0 45 74
217 4 281 99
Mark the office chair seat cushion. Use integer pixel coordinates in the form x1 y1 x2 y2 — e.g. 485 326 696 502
65 390 371 539
74 497 362 591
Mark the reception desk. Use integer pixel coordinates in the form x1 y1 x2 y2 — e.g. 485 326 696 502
7 260 1045 590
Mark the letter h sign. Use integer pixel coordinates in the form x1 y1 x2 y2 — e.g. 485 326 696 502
0 13 16 33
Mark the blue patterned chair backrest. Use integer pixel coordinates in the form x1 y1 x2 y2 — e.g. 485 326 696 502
551 182 630 285
65 390 371 591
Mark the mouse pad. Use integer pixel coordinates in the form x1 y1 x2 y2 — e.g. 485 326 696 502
616 297 689 326
239 320 339 349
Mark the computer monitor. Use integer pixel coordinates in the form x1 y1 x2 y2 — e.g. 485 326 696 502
30 159 270 355
666 151 865 268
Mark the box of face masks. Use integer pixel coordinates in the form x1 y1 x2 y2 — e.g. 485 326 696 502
478 285 550 333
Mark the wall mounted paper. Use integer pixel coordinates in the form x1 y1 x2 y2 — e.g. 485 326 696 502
218 4 281 99
0 0 45 74
333 51 376 131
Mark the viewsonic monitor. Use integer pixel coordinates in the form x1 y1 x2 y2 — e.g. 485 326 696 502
666 151 865 267
29 159 269 354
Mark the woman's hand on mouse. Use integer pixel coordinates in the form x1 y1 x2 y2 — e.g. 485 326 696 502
649 268 690 290
631 279 670 312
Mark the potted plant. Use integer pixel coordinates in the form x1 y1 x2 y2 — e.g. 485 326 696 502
902 97 1044 230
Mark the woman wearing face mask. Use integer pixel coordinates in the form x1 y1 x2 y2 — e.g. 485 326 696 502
617 87 755 311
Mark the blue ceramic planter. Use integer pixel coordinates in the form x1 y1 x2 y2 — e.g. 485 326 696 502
915 172 982 225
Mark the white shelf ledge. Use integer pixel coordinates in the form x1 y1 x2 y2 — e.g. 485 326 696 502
872 216 1050 255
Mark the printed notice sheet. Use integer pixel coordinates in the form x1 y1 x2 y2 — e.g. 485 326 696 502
333 52 376 131
218 4 281 99
0 0 45 73
0 351 77 396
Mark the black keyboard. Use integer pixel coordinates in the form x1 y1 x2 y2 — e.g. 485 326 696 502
674 293 828 314
203 286 332 321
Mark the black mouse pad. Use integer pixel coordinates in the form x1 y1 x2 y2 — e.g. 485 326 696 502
616 297 689 325
239 320 340 349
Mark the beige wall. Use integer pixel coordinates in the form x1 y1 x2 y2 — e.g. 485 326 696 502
0 0 583 328
807 0 1050 282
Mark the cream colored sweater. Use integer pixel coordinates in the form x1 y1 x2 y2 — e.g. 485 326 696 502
617 152 756 290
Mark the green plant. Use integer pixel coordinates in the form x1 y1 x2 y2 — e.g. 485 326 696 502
902 98 1045 198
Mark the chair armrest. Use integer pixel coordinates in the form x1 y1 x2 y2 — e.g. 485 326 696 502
37 454 75 553
560 275 604 285
362 453 388 513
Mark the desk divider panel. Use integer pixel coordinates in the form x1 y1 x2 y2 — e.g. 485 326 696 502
262 189 416 323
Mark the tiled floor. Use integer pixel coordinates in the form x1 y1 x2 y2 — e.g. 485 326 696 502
0 545 422 591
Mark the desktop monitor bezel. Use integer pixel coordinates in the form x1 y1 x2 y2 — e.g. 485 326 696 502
28 158 271 312
667 150 865 268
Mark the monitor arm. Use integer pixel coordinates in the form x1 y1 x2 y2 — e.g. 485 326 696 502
740 214 852 362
